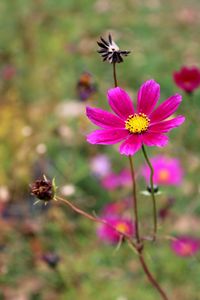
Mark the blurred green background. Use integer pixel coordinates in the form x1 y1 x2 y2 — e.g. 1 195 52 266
0 0 200 299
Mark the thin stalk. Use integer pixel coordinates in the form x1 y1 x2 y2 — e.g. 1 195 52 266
112 63 118 87
141 145 157 240
56 196 136 246
138 252 169 300
110 57 168 299
112 62 140 245
128 155 140 244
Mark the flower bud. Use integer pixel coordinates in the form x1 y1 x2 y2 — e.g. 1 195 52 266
30 176 56 202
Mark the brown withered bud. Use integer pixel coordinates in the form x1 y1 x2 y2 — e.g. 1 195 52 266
30 176 56 202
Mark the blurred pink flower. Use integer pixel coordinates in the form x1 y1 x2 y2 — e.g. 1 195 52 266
171 236 200 257
141 155 183 186
101 199 131 216
1 65 16 80
101 169 131 190
90 154 111 178
173 66 200 94
86 79 185 156
97 216 134 244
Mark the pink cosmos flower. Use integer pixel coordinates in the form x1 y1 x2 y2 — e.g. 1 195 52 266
101 199 131 216
173 66 200 94
141 155 183 186
101 169 131 190
97 216 134 244
86 80 185 156
90 154 111 178
171 236 200 257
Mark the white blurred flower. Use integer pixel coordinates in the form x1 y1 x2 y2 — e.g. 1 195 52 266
90 154 111 178
60 184 76 197
36 143 47 154
21 126 33 137
56 101 85 118
116 296 128 300
57 125 73 139
0 186 10 202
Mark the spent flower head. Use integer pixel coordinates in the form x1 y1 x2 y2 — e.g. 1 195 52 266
97 34 130 63
30 175 57 204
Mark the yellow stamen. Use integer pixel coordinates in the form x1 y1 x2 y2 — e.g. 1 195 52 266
115 222 129 234
125 113 150 134
159 169 170 182
181 244 193 255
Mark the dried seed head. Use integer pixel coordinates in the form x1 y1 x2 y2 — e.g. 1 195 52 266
97 34 130 63
30 175 56 202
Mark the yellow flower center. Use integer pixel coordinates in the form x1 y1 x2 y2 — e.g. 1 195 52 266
159 169 170 182
115 222 129 234
125 113 150 134
181 243 193 255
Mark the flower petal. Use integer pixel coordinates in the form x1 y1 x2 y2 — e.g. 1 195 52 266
137 80 160 115
149 116 185 133
142 133 169 147
150 94 182 123
87 129 128 145
107 87 134 119
86 106 125 129
119 134 142 156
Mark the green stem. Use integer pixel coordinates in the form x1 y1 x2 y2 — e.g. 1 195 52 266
113 63 118 87
138 252 169 300
141 145 157 240
128 155 140 244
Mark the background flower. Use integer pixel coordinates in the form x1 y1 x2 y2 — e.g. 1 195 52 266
171 236 200 257
97 216 134 244
90 154 111 178
173 66 200 94
101 169 131 190
141 155 184 186
101 199 131 217
76 71 97 101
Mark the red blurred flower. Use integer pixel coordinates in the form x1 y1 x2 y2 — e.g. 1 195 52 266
173 66 200 94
